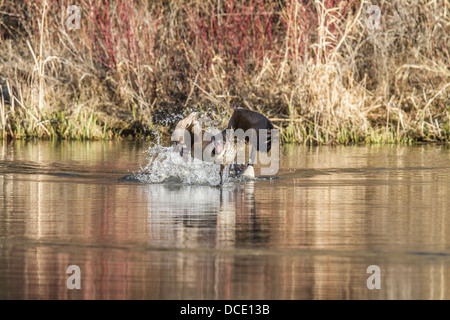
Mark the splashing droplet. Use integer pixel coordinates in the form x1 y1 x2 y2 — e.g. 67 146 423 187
131 144 222 186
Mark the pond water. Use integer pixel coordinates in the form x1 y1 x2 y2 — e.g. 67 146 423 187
1 140 450 299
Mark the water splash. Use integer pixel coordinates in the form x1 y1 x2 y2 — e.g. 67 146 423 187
131 144 223 186
126 108 239 186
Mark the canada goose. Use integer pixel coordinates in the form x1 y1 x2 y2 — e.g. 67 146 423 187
173 108 274 182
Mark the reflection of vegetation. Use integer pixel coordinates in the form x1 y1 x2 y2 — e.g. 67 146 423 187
0 0 448 143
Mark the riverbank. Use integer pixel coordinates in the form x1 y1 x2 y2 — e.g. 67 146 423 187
1 0 449 143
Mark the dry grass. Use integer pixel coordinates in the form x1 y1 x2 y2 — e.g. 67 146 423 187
0 0 449 143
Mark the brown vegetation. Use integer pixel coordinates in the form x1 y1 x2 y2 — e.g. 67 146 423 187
0 0 449 143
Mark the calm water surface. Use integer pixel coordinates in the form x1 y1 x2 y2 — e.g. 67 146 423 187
1 140 450 299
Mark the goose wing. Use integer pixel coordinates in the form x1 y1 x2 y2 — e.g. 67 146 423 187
173 112 202 148
225 108 273 152
174 112 217 160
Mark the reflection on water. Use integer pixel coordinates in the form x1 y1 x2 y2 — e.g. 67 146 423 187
1 141 450 299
